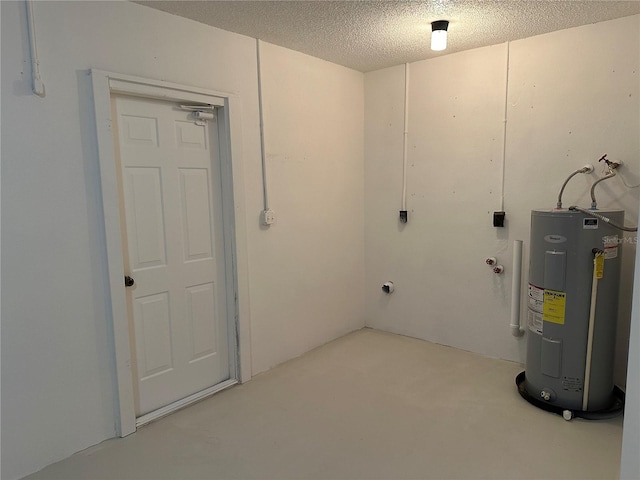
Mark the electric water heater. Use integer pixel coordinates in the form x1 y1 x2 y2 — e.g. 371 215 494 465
523 208 623 413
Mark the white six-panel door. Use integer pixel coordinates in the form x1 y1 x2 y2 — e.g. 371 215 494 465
114 95 230 416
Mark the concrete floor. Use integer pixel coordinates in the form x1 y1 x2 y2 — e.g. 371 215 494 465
24 328 623 480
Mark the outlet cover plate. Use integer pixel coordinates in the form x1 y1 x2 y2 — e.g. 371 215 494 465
261 209 276 225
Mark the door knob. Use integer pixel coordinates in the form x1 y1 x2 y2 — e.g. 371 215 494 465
124 275 135 287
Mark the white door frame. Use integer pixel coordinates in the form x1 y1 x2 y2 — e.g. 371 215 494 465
90 69 252 437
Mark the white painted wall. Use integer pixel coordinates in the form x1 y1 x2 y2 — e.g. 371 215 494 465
250 42 365 372
365 44 518 362
0 2 364 479
365 15 639 376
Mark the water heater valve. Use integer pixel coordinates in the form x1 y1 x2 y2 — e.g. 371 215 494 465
599 154 621 171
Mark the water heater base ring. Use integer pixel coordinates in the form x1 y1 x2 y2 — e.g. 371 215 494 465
515 371 624 420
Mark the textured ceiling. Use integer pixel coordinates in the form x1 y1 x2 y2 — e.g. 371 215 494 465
135 1 640 72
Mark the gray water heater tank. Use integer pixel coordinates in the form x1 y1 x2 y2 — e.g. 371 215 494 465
525 208 623 412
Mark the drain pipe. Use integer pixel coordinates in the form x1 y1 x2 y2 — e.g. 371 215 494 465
583 250 604 411
510 240 525 336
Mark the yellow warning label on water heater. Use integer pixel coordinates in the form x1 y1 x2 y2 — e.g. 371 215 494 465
543 289 566 325
595 254 605 279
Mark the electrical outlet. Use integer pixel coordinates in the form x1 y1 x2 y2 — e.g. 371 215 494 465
261 209 276 225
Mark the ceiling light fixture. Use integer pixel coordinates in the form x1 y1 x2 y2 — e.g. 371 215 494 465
431 20 449 51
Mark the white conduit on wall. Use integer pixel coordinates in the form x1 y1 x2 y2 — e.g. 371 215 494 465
256 39 269 211
401 63 409 213
26 0 46 97
510 239 525 336
499 42 510 211
503 44 523 337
